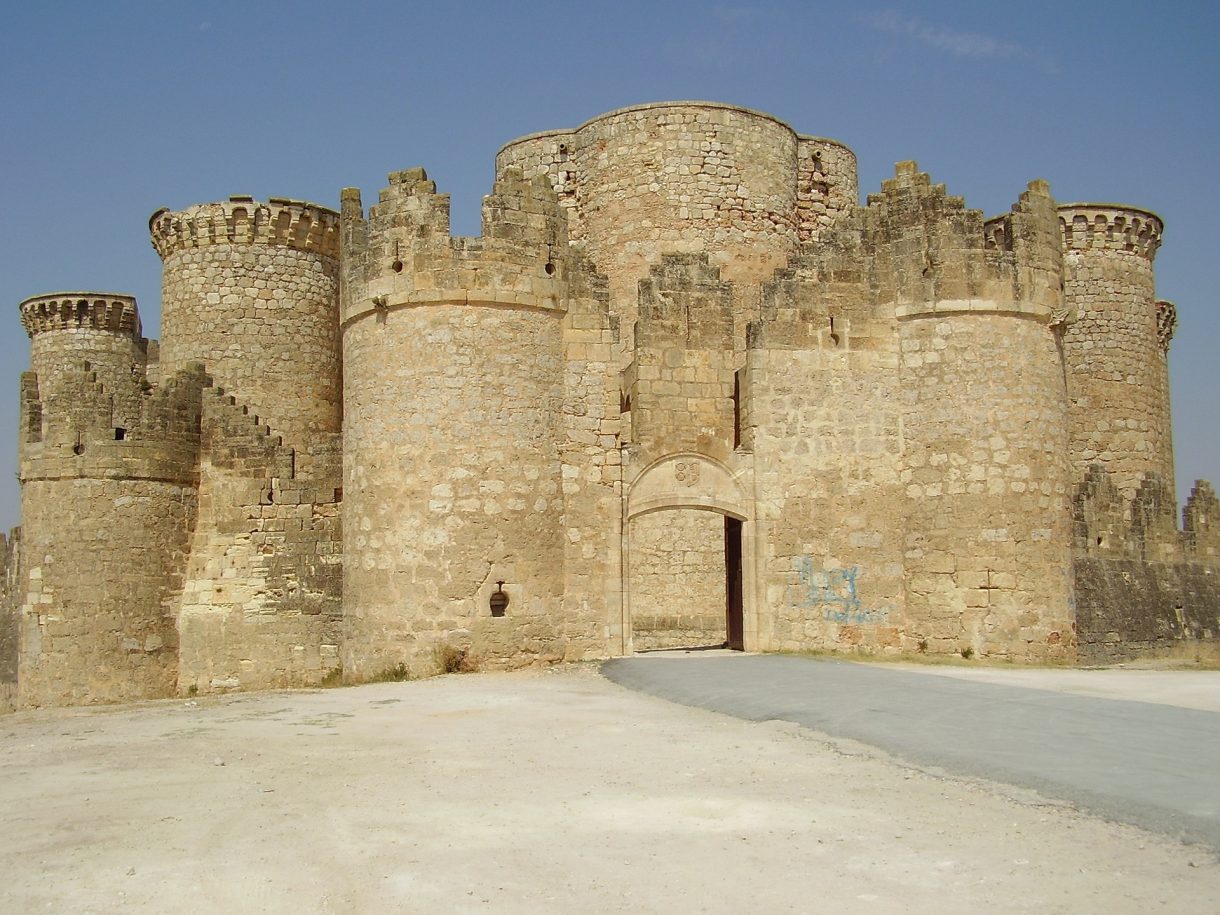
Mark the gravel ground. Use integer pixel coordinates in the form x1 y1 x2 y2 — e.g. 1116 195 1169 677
1 665 1217 913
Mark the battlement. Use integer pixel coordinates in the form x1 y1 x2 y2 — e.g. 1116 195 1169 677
341 167 580 325
149 196 341 261
1184 480 1220 558
19 292 141 339
1155 300 1177 351
865 163 1062 315
19 363 209 485
1058 204 1163 260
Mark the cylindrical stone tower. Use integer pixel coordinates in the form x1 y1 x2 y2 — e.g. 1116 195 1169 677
339 169 569 677
889 171 1075 661
496 102 858 349
149 196 342 459
16 295 203 707
1058 204 1172 501
18 293 148 431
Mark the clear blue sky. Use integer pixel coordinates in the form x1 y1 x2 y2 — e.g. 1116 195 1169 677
1 1 1217 530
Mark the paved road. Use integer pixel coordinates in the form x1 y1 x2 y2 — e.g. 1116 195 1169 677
602 654 1220 849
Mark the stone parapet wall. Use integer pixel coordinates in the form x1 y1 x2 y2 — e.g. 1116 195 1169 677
150 197 340 261
20 292 141 337
1058 205 1163 260
1072 469 1220 661
20 363 207 486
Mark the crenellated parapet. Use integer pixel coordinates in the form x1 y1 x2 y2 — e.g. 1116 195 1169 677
1072 466 1220 662
866 163 1062 319
1155 300 1177 351
19 363 208 486
19 292 141 339
748 241 883 352
341 166 581 326
1058 204 1163 261
1184 480 1220 559
1072 465 1181 561
149 196 340 262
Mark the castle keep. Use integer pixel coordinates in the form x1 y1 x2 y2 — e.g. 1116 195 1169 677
5 102 1218 708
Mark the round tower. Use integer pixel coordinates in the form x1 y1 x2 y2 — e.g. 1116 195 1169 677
19 292 147 423
496 102 858 348
149 196 341 457
338 170 570 678
889 172 1075 661
1058 204 1172 501
16 293 205 706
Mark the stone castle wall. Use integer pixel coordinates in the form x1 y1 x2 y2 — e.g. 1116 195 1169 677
175 389 342 694
745 257 907 655
1073 472 1220 661
9 101 1217 707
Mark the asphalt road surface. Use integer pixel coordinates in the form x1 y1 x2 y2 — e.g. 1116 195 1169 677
603 654 1220 849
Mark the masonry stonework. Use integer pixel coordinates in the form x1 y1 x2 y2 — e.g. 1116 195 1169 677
9 101 1216 707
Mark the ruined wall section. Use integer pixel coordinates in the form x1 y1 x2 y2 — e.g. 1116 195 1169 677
0 530 20 713
150 197 341 473
881 168 1075 660
1058 205 1171 502
745 225 907 652
17 362 206 706
175 387 341 694
497 103 820 356
1073 469 1220 661
341 168 580 677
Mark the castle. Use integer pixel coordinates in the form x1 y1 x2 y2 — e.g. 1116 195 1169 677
3 102 1218 709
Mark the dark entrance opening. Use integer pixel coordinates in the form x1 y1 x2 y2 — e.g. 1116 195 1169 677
725 516 744 650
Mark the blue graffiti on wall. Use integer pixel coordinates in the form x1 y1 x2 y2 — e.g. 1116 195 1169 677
790 557 890 625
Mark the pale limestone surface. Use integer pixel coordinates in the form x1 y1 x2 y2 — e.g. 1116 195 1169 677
0 669 1217 913
5 101 1216 709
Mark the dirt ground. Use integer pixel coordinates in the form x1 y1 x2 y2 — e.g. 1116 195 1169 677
1 665 1217 913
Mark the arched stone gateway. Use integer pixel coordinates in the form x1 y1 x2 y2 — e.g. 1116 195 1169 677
624 454 757 653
